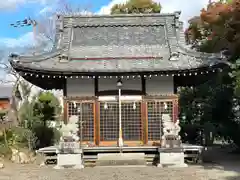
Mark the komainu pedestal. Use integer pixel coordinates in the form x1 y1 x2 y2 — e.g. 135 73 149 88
56 150 84 169
158 148 187 168
54 140 84 169
54 116 84 169
158 114 187 168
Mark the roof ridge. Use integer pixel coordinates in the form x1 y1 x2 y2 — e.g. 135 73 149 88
59 11 181 18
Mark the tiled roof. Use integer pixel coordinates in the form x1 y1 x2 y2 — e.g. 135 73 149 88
9 12 227 74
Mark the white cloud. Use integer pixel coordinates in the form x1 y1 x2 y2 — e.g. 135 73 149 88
159 0 216 28
0 0 50 10
0 0 24 10
98 0 216 28
98 0 128 15
39 6 53 15
0 31 52 50
1 32 35 48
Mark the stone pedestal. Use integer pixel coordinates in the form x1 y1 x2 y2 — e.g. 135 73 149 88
158 148 188 168
54 153 84 169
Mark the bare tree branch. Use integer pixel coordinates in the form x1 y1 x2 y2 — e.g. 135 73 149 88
35 0 93 45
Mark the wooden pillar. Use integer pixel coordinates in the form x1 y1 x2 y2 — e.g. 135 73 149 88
63 79 68 124
141 76 146 95
63 99 68 124
141 100 148 145
172 97 179 123
94 77 100 146
94 100 100 146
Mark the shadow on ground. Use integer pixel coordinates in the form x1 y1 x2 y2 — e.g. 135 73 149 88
200 145 240 180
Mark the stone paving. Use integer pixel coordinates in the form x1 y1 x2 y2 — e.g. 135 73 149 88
0 163 239 180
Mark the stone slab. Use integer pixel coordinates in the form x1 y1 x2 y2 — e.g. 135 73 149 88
159 147 184 153
157 163 188 168
96 153 146 166
54 153 84 169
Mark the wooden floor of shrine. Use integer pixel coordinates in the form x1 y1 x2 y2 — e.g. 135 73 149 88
84 143 203 152
37 144 204 166
37 143 204 156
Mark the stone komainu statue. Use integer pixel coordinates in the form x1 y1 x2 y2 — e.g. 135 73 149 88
161 114 181 148
58 115 80 154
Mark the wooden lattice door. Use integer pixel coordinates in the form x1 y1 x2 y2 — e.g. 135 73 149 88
99 101 142 146
67 101 95 144
147 100 173 142
99 102 119 142
122 102 142 141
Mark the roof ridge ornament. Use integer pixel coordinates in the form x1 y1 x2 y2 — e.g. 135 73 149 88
169 52 179 61
174 11 181 19
9 53 20 63
59 54 69 63
174 11 181 28
177 44 224 59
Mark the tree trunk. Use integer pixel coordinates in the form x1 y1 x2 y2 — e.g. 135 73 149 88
3 128 8 147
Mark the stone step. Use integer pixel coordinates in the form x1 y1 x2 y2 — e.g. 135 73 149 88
96 153 146 166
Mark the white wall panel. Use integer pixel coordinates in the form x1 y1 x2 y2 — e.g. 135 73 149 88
66 78 94 96
146 76 173 95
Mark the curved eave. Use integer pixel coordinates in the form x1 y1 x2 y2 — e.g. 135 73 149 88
11 59 65 90
11 58 227 76
23 75 64 90
10 58 228 90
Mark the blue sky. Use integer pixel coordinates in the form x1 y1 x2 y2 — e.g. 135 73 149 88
0 0 114 47
0 0 112 39
0 0 213 48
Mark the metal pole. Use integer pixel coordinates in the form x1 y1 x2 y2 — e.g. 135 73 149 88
118 88 123 153
80 103 83 149
160 108 162 145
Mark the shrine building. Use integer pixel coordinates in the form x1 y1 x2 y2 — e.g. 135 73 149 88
9 12 227 147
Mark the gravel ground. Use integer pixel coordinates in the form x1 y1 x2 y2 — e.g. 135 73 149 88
1 145 240 180
0 163 239 180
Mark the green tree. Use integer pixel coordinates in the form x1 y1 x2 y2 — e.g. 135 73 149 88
0 110 8 147
182 0 240 146
33 92 61 127
32 92 61 148
111 0 161 14
18 91 61 149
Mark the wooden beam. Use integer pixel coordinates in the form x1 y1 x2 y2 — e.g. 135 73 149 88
144 94 178 100
64 96 96 101
96 89 144 96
